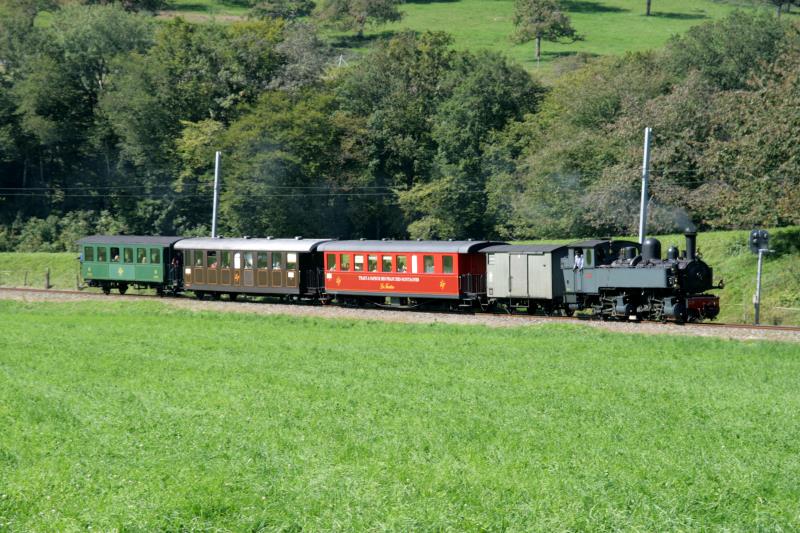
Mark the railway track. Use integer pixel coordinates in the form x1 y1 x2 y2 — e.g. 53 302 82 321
2 286 799 334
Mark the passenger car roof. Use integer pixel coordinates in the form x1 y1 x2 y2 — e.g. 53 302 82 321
317 240 502 253
174 237 332 252
567 239 610 249
481 244 566 253
77 235 184 246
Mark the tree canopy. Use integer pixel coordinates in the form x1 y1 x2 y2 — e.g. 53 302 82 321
316 0 402 37
0 5 798 250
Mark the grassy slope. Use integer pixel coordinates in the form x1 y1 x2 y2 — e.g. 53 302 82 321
161 0 787 71
0 252 80 290
1 226 799 324
0 300 798 530
372 0 773 71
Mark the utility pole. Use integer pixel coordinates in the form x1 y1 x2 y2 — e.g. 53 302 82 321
638 127 652 245
211 151 221 238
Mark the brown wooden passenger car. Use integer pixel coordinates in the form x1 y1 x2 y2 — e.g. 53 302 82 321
174 237 331 299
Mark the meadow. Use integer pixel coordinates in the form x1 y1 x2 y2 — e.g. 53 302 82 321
0 300 799 530
162 0 789 71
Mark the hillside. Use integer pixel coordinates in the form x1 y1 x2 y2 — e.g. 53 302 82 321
163 0 786 71
2 227 798 325
366 0 777 71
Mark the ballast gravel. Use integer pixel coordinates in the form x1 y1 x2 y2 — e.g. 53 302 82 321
2 288 799 344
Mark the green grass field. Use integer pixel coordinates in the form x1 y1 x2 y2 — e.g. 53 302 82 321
0 300 798 530
371 0 778 71
158 0 792 71
0 252 80 291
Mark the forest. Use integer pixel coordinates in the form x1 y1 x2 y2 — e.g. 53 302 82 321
1 1 799 251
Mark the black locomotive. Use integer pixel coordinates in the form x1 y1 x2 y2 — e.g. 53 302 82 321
484 229 722 321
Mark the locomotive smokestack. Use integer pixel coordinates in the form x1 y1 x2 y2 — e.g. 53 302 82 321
684 229 697 261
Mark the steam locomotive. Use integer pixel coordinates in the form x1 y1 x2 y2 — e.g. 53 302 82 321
483 229 721 321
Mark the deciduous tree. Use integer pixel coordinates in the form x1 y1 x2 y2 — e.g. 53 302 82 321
317 0 402 38
513 0 579 66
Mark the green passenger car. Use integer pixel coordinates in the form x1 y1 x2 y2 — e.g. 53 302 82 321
77 236 185 295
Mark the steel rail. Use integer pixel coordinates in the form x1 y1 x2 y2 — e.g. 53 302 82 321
1 286 799 333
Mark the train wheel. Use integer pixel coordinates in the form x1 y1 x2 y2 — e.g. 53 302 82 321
194 291 205 300
228 293 238 302
211 292 221 301
102 284 111 295
118 284 128 295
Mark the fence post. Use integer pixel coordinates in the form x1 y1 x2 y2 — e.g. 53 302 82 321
45 268 51 289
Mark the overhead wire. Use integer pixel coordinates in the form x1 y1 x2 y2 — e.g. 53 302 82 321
0 170 796 200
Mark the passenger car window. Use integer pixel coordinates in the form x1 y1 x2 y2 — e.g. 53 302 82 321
97 247 107 262
368 255 378 272
396 255 407 272
110 247 120 262
382 255 392 272
123 248 133 263
327 254 336 270
233 252 241 269
585 249 593 267
137 248 147 264
272 252 282 269
340 254 350 271
195 251 204 267
354 255 364 272
286 253 297 270
257 252 268 268
221 251 231 268
423 255 434 273
150 249 160 264
244 252 254 269
443 255 453 274
207 251 217 268
84 247 94 262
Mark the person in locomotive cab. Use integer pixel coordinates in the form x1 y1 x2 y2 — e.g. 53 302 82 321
573 249 584 271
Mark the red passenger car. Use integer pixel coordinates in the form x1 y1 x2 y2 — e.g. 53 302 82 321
316 240 497 307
